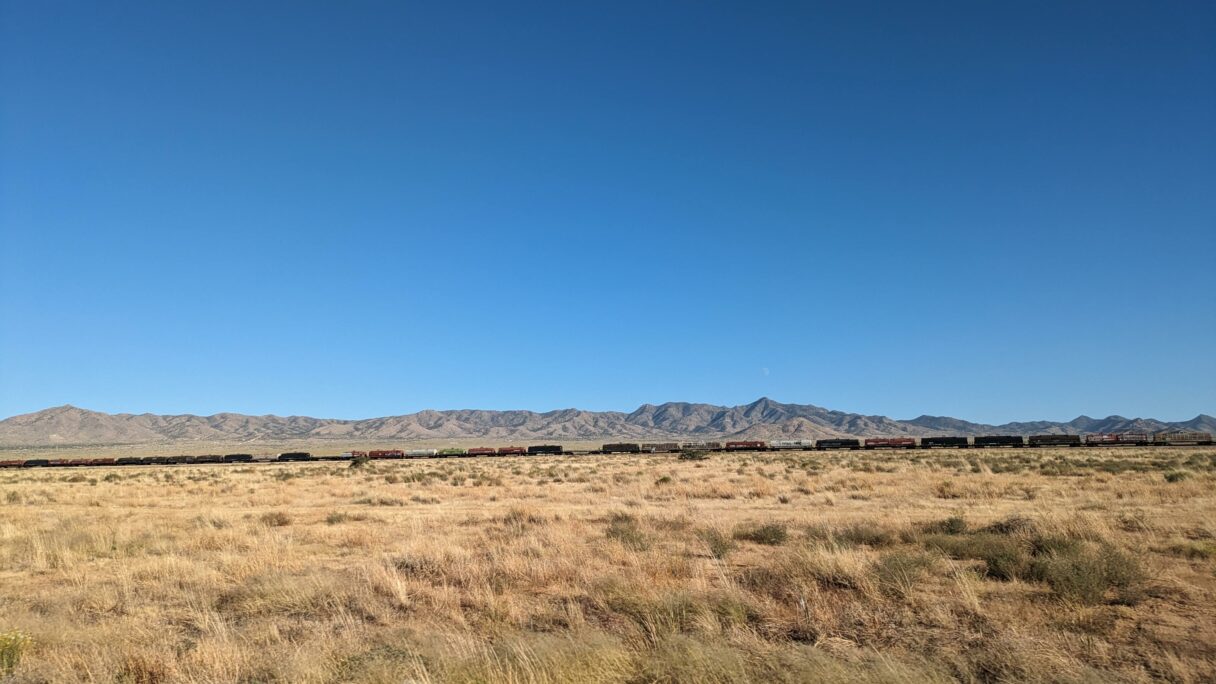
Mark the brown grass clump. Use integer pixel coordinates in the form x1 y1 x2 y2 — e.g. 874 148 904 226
0 447 1213 682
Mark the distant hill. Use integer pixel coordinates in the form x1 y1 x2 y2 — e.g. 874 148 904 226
0 399 1210 447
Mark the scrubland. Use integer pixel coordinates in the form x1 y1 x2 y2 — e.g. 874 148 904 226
1 448 1214 683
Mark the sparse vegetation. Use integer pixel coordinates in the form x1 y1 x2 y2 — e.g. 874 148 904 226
733 521 789 546
0 447 1212 682
0 630 32 676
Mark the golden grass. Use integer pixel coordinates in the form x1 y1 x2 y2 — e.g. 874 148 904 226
1 447 1214 682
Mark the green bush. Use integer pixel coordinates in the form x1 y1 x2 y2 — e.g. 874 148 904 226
921 515 968 535
923 533 1029 581
733 522 789 546
837 522 897 547
1031 544 1144 605
874 550 937 597
259 511 292 527
981 515 1037 536
0 629 32 675
678 450 709 461
698 528 737 559
1164 470 1191 483
606 513 650 551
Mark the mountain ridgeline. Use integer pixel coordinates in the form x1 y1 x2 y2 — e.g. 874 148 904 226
1 400 1212 448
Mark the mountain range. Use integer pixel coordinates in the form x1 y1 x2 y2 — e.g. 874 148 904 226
1 400 1212 447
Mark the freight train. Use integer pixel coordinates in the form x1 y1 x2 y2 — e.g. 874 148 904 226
0 431 1208 469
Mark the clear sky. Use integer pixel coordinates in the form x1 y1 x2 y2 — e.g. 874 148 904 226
1 1 1213 423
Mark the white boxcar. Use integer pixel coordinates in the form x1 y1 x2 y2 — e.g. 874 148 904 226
1154 432 1213 445
406 449 438 458
769 440 816 450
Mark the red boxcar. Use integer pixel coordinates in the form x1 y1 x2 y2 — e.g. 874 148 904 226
467 447 497 457
86 458 117 466
0 460 24 468
865 438 916 449
725 441 767 451
497 446 527 456
368 450 405 459
350 450 368 458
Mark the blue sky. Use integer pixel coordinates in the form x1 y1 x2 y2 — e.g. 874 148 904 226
1 1 1213 423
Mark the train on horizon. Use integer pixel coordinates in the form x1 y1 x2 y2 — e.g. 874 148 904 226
0 431 1210 469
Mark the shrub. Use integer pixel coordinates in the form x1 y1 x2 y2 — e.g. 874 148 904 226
1028 534 1082 558
655 475 673 486
118 654 171 684
1164 541 1216 560
678 450 709 461
923 533 1029 581
606 513 650 551
874 550 937 597
982 515 1037 536
837 522 897 547
934 481 963 499
259 511 292 527
349 455 370 469
733 522 789 546
1164 470 1191 483
500 507 545 532
1031 544 1144 605
922 515 968 535
699 528 737 559
0 629 32 675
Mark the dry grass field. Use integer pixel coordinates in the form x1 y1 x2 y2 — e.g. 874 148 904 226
1 447 1214 683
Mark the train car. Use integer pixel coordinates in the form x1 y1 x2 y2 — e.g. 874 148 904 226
497 446 527 456
115 457 144 466
0 460 25 468
1028 435 1081 448
973 436 1025 448
23 459 50 467
467 447 497 457
144 456 169 465
864 438 916 449
1154 431 1213 445
437 448 466 457
369 450 405 459
817 439 861 450
725 441 768 451
406 449 438 458
527 445 564 455
921 436 969 448
1085 433 1150 446
166 455 196 465
194 455 224 464
602 443 642 453
223 453 254 463
640 442 680 453
680 441 723 451
277 452 313 462
769 440 815 450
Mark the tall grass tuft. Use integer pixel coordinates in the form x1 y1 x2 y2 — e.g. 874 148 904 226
606 513 650 551
0 630 32 676
733 522 789 546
